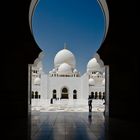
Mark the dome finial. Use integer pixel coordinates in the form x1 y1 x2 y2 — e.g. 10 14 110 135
64 42 67 49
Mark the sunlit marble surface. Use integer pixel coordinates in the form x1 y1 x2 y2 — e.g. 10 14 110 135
31 99 105 112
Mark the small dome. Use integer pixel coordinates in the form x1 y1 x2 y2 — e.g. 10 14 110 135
52 68 56 73
49 71 53 74
58 63 72 74
39 67 42 71
96 72 101 76
34 77 40 84
54 48 76 68
89 78 95 86
102 79 105 86
73 69 78 73
87 58 102 72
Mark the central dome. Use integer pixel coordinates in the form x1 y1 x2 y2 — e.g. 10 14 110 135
58 63 72 74
54 48 76 68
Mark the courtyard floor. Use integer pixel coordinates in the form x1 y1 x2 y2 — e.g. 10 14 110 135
31 99 106 140
31 112 105 140
31 99 105 112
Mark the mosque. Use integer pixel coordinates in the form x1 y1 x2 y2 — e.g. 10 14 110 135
31 45 105 104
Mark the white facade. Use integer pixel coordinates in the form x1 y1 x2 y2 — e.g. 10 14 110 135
31 47 105 105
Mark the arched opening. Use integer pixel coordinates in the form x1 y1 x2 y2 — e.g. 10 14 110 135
53 89 57 99
53 93 56 99
61 87 69 99
29 0 109 113
28 0 108 139
73 90 77 99
99 92 102 99
35 91 38 99
32 91 34 99
38 95 41 99
91 92 94 99
95 92 98 99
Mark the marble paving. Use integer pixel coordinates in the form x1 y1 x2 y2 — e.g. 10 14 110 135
31 99 106 140
31 99 105 112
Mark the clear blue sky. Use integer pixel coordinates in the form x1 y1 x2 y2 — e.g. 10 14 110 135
32 0 105 74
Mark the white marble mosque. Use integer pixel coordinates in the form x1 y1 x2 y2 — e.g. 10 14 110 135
31 44 105 110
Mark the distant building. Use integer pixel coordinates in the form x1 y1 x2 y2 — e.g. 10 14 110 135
31 46 105 105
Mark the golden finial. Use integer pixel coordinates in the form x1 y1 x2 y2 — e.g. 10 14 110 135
64 42 67 49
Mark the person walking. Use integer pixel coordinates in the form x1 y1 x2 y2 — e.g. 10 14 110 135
50 98 53 104
88 95 92 112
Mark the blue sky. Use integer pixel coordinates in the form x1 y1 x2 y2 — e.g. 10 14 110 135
32 0 105 74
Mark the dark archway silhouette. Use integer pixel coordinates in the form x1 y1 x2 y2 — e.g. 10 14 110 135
91 92 94 99
73 90 77 99
35 91 38 99
52 89 57 99
61 87 69 99
32 91 34 98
